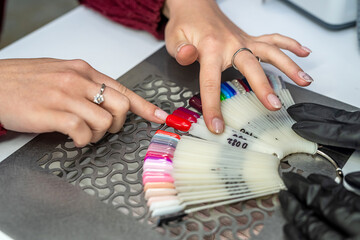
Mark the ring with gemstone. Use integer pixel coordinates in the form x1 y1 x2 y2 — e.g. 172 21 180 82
93 83 106 104
231 48 261 71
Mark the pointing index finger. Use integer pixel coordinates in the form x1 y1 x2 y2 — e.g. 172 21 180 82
89 70 169 124
199 57 224 134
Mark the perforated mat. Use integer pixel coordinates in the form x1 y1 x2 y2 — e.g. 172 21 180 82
0 47 356 240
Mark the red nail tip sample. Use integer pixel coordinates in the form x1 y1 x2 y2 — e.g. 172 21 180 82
166 114 192 132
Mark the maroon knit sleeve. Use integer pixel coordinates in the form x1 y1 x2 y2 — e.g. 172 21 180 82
0 0 6 36
79 0 167 40
0 124 6 137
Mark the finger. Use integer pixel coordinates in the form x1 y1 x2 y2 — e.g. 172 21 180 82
233 50 282 110
282 173 360 237
86 82 130 134
34 109 92 147
53 93 113 143
254 43 313 86
88 72 169 124
44 84 113 143
165 24 198 66
198 57 224 134
292 121 360 149
283 223 305 240
288 103 360 124
63 60 168 125
176 44 198 66
255 33 311 57
279 190 345 240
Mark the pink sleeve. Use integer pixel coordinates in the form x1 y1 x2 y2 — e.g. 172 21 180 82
79 0 167 40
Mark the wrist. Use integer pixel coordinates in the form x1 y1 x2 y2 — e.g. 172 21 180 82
163 0 218 18
162 0 171 18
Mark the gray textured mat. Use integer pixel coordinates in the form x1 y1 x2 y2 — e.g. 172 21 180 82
0 46 357 240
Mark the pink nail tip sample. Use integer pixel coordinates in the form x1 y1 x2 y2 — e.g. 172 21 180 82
142 172 174 184
143 160 173 172
143 167 173 175
148 143 175 154
144 153 172 162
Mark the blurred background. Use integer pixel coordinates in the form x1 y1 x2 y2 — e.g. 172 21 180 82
0 0 78 49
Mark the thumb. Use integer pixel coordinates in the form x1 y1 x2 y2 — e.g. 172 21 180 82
165 24 198 66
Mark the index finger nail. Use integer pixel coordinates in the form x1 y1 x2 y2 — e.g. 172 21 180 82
298 71 313 83
301 46 312 53
155 109 169 122
267 93 282 109
212 117 224 134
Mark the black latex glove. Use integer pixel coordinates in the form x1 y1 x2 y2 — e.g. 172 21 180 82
279 172 360 240
287 103 360 150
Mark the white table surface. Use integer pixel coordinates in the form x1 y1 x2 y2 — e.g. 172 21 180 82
0 0 359 239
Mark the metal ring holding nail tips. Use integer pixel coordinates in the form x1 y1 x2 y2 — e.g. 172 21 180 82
316 149 343 183
93 83 106 104
231 48 261 71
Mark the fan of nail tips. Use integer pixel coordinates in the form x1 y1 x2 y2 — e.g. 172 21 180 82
143 75 319 218
144 130 285 217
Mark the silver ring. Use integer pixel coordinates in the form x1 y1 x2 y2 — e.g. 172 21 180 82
231 47 261 71
316 149 343 183
93 83 106 104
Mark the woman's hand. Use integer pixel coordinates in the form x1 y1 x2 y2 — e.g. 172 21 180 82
0 58 168 147
163 0 313 134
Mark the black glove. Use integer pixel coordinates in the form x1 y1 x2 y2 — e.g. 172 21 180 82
287 103 360 150
287 102 360 186
279 172 360 240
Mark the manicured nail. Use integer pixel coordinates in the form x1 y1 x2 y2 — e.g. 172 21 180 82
177 43 187 53
298 71 313 83
155 109 169 122
301 46 312 53
212 117 224 134
267 93 282 109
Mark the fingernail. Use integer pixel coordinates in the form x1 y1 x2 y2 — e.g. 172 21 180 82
301 46 312 53
155 109 169 122
177 43 187 53
267 93 282 109
298 71 313 83
212 117 224 134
